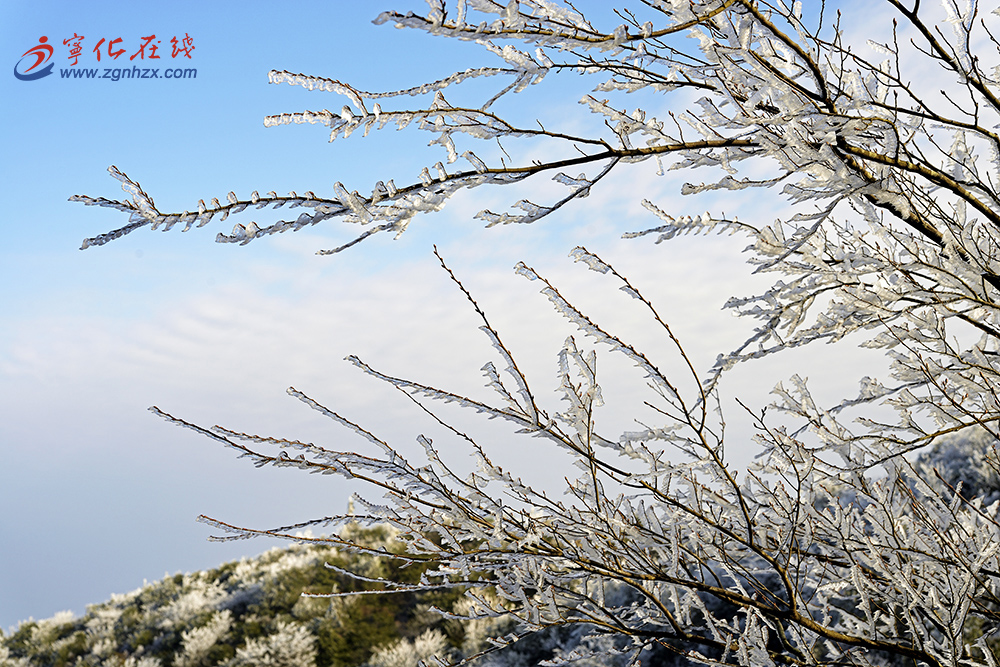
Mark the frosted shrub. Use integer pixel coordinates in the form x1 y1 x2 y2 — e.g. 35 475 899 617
175 610 232 667
228 620 315 667
117 656 163 667
366 629 451 667
159 580 230 630
0 644 29 667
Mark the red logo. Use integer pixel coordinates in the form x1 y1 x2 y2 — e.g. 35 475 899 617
14 36 55 81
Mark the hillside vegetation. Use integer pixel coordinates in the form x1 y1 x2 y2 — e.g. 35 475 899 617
0 525 635 667
2 526 490 667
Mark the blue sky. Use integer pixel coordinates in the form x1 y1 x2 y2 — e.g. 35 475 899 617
0 0 887 631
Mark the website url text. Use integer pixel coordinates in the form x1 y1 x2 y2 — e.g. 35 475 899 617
59 66 197 81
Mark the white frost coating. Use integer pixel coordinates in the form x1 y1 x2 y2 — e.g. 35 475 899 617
462 150 489 173
478 325 538 425
332 182 372 224
568 246 610 274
